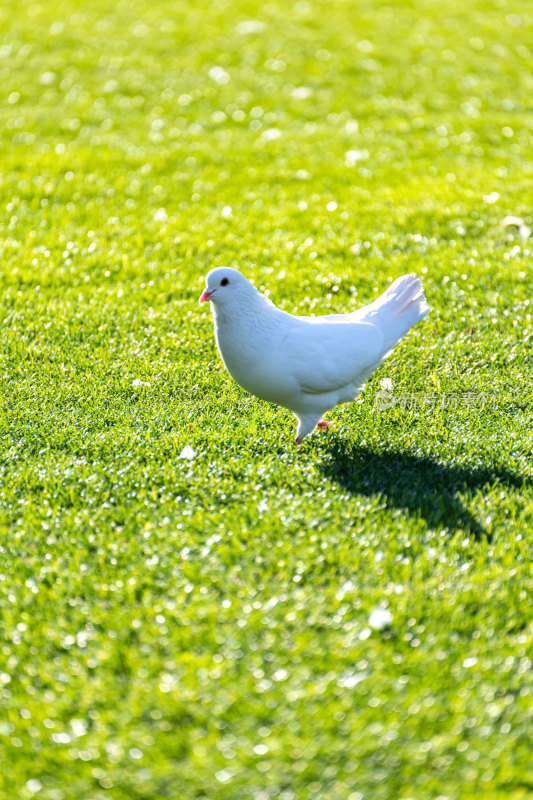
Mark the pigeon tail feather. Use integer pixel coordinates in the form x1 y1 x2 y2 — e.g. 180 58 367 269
364 274 430 354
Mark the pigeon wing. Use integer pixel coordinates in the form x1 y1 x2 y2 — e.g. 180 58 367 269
283 318 385 395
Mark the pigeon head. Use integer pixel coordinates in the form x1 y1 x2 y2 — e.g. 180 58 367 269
199 267 254 306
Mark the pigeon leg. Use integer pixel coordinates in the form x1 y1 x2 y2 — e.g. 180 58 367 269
317 419 334 431
295 415 321 442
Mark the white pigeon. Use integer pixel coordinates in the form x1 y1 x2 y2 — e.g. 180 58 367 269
199 267 429 442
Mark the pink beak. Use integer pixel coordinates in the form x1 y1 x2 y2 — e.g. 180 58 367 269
199 288 214 304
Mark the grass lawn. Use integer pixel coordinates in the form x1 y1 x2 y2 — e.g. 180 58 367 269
1 0 532 797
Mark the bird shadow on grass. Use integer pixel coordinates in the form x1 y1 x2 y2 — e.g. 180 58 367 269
319 440 530 538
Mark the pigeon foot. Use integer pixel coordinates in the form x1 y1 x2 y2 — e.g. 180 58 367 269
317 419 334 431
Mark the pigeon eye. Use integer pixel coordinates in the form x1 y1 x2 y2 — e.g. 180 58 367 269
220 277 229 286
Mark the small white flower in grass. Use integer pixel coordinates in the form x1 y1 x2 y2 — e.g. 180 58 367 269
292 86 313 99
25 780 42 794
338 671 367 688
326 201 337 211
501 215 531 240
236 20 266 35
208 66 230 85
40 71 57 85
215 770 233 784
345 149 369 166
154 208 168 222
380 378 393 391
502 215 525 228
179 445 196 460
52 732 71 743
462 657 477 668
368 608 393 630
132 379 151 389
70 719 87 737
261 128 281 141
220 205 232 219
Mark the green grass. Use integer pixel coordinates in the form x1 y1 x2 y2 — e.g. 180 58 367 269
1 0 532 798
